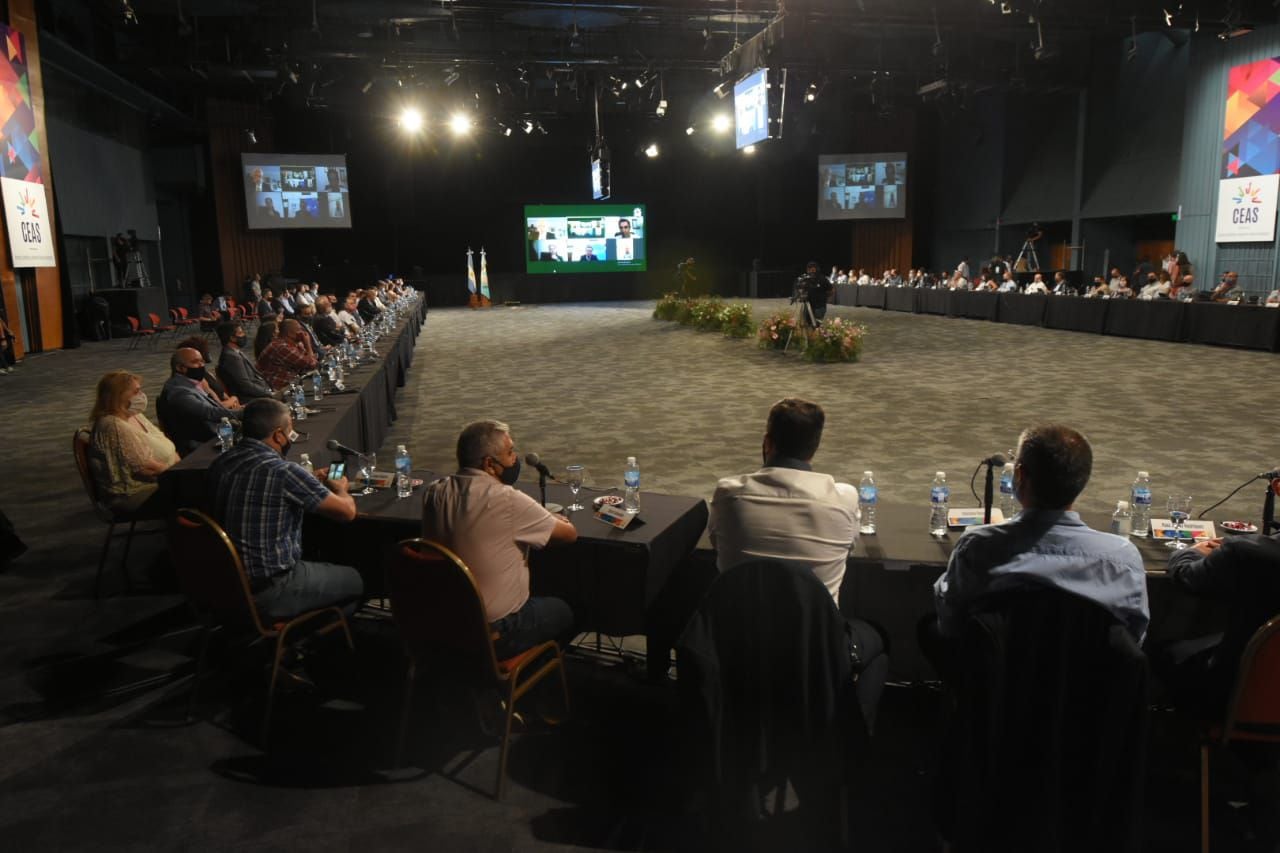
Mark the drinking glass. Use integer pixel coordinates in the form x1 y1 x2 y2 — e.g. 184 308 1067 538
1166 494 1193 550
358 452 378 496
565 464 585 512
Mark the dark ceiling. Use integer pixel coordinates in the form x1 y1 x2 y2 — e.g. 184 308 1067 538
35 0 1280 127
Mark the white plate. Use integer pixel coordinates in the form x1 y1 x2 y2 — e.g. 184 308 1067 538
1222 520 1258 534
593 495 624 508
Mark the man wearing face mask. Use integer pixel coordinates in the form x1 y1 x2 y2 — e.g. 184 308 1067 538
216 322 275 402
208 398 362 621
157 348 244 456
421 419 578 659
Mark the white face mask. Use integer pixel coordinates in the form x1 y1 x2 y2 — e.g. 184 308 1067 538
128 392 147 414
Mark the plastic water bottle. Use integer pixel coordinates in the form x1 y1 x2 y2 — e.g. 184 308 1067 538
293 384 307 421
298 453 314 475
998 462 1018 518
312 371 324 401
858 471 877 534
395 444 412 499
1130 471 1152 537
929 471 950 536
217 417 234 451
623 456 641 515
1110 500 1132 537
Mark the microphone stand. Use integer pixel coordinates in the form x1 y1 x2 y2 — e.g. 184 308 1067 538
538 468 548 508
983 461 996 525
1264 483 1277 535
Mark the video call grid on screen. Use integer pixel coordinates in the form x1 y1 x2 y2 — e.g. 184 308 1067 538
817 152 907 220
525 204 647 274
242 153 353 230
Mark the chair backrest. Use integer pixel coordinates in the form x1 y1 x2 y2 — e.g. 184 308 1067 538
127 315 142 332
148 312 166 328
1224 615 1280 739
72 427 114 523
168 508 270 636
947 588 1148 853
387 538 504 687
169 308 182 324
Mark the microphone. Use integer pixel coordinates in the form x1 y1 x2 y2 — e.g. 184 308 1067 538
980 453 1006 525
1259 468 1280 480
981 453 1008 468
524 453 555 479
326 438 363 458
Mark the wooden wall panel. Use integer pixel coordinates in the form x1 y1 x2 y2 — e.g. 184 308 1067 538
850 220 914 276
207 99 282 297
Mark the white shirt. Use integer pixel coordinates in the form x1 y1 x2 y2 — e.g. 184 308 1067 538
336 308 362 329
709 464 860 606
1025 281 1048 294
296 291 316 307
998 280 1019 292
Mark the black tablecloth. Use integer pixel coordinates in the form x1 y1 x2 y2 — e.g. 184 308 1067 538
1104 298 1185 342
856 285 887 308
885 287 917 313
957 291 999 321
997 293 1047 326
165 299 428 506
1043 296 1108 334
1185 302 1280 351
832 283 856 306
918 289 951 315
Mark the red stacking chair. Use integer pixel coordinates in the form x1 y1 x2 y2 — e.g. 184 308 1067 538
124 316 155 350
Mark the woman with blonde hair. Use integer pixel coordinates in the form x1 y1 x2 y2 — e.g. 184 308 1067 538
87 370 179 513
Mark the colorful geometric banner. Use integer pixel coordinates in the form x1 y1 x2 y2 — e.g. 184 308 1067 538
0 26 52 266
1222 56 1280 179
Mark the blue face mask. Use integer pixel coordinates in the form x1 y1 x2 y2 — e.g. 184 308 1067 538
498 456 521 486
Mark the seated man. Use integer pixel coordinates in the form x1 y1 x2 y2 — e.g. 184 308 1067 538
157 347 243 456
709 397 888 730
336 293 364 334
929 423 1149 668
357 289 383 324
422 419 578 659
997 271 1020 293
1155 516 1280 719
1051 272 1073 295
216 321 274 401
257 318 318 391
1024 273 1049 295
209 398 362 621
313 297 348 346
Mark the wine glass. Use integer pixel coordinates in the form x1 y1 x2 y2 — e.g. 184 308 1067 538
1166 494 1192 550
358 452 378 496
565 464 585 512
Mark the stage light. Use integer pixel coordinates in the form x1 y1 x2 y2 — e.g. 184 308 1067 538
398 107 424 133
523 120 535 134
656 98 668 117
1163 8 1173 26
713 81 729 99
361 80 374 94
449 112 473 135
243 128 257 146
685 125 695 135
644 143 659 158
444 71 461 86
743 145 756 155
711 113 731 134
805 82 819 102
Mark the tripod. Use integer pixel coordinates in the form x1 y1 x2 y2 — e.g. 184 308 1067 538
123 251 151 287
1014 239 1041 272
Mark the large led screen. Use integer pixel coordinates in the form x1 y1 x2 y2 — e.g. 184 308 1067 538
525 204 647 273
242 153 352 229
817 152 906 220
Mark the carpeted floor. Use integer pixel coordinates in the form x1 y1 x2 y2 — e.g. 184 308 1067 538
0 299 1275 852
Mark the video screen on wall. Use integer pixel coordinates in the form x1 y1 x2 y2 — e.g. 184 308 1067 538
734 67 770 150
524 204 647 274
242 153 353 229
817 152 906 220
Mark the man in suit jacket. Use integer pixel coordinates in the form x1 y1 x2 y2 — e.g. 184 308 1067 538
157 348 243 456
357 289 383 324
1159 525 1280 718
216 322 275 401
312 297 347 346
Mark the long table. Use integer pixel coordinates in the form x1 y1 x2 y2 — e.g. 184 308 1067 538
165 298 428 506
840 286 1280 351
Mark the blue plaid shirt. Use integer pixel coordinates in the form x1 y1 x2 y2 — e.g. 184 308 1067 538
208 438 331 584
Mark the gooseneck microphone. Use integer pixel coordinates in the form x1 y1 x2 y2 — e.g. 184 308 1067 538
981 453 1007 525
326 438 364 458
524 453 555 479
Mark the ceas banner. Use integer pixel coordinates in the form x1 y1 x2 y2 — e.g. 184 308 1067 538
0 177 54 267
1214 174 1280 243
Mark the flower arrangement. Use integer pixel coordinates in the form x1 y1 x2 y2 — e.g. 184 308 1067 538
719 303 756 338
652 292 683 321
757 311 801 351
803 316 866 363
690 298 725 330
674 297 697 325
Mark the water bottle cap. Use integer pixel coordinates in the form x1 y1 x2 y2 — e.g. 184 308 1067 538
1003 461 1014 471
1137 471 1149 478
1116 500 1129 510
627 456 637 465
397 444 407 452
935 471 945 479
863 471 873 478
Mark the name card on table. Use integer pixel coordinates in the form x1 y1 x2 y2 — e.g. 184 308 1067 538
948 507 1006 528
1150 519 1217 541
594 503 637 530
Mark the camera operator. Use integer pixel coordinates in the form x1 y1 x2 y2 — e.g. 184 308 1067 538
792 260 832 327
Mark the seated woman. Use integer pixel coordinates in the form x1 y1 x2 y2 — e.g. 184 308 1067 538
88 370 180 514
253 320 278 361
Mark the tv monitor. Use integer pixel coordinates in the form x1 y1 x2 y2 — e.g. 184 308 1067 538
242 152 353 229
817 152 907 220
734 68 771 150
525 204 647 273
591 154 611 200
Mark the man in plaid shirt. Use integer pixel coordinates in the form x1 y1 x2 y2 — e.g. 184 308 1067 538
256 318 319 391
209 398 362 620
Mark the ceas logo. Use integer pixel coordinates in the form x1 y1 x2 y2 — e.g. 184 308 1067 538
15 186 39 218
1233 182 1264 205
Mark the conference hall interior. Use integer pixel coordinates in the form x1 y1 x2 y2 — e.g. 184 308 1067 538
1 1 1279 850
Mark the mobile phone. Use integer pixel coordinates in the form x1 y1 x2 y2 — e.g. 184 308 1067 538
328 461 345 481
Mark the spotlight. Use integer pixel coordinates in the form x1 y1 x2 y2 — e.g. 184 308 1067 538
713 81 729 99
743 144 756 155
449 112 473 135
1000 1 1012 13
1163 7 1173 26
685 125 695 135
805 82 819 103
711 113 731 134
656 98 668 117
243 128 257 145
643 143 659 158
444 71 461 86
398 107 424 133
361 80 374 94
536 121 547 135
523 120 535 134
503 126 513 137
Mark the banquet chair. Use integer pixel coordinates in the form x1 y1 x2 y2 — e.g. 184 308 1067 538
171 307 198 330
147 311 177 343
72 427 165 598
168 507 354 747
1200 615 1280 853
124 315 155 350
386 538 570 799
